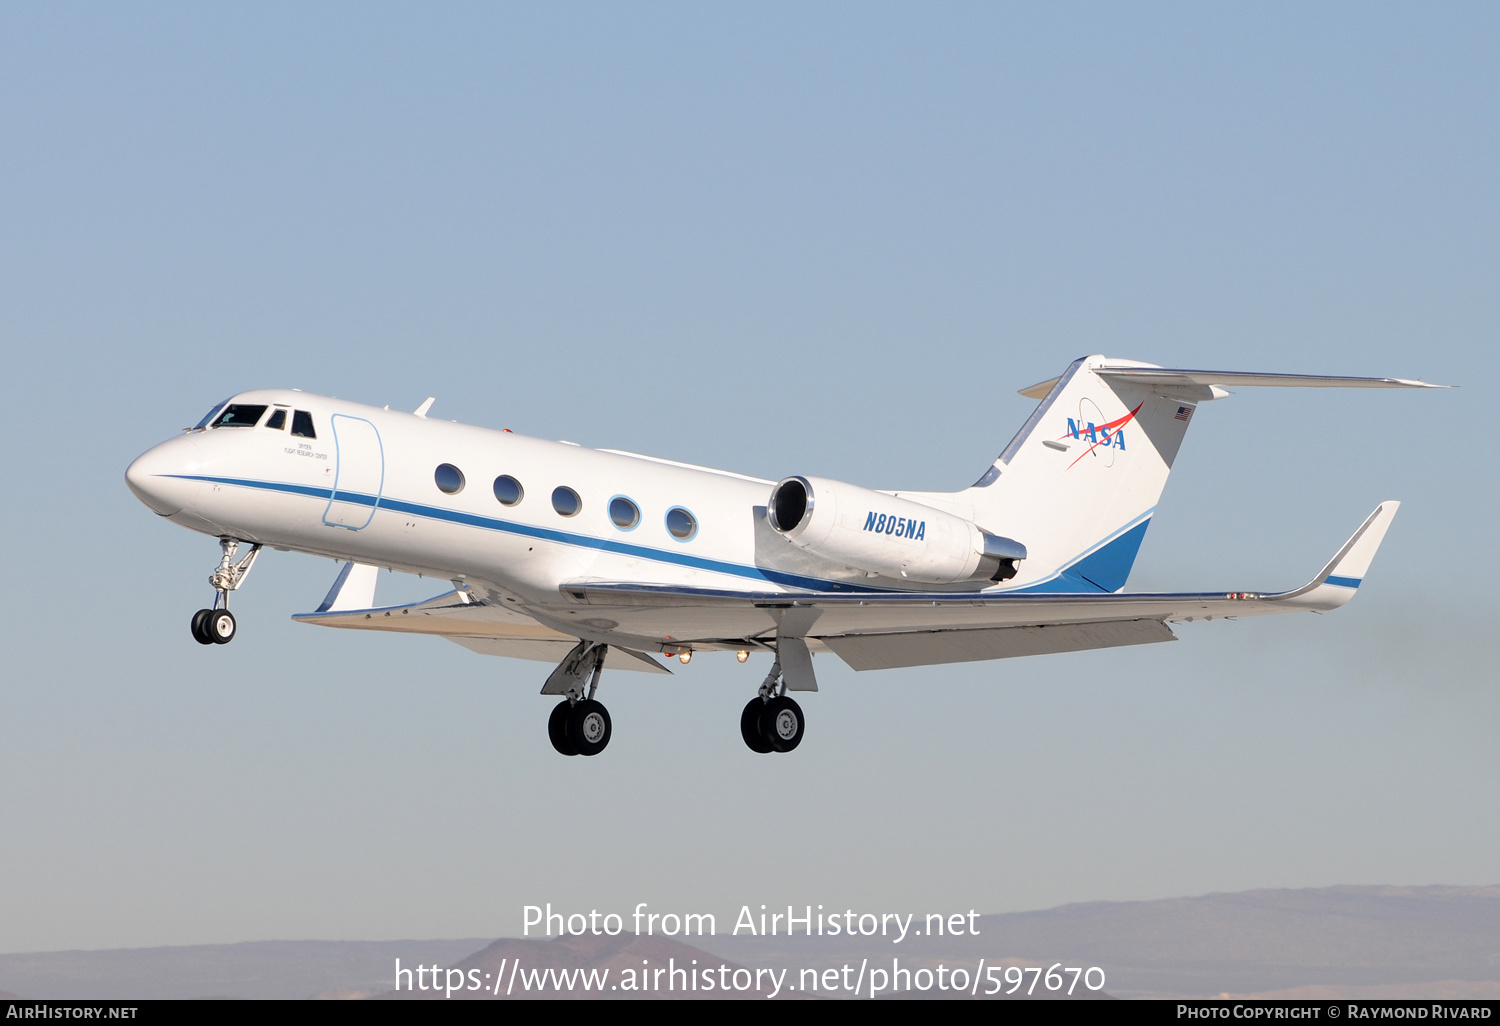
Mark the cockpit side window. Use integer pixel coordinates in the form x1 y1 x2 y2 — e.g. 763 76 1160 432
194 398 233 431
265 409 287 430
291 410 317 438
213 404 268 428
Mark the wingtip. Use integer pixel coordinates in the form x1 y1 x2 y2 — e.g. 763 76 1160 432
1316 501 1400 591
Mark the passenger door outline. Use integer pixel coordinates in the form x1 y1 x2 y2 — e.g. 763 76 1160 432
322 414 384 530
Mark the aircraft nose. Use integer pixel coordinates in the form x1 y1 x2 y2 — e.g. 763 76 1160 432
125 436 205 516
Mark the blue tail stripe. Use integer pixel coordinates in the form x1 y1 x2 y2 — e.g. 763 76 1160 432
1010 515 1154 594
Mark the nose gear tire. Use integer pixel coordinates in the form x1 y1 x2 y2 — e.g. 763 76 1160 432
208 609 237 644
190 609 215 645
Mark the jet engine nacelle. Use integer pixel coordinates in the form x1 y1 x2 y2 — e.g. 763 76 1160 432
767 475 1026 585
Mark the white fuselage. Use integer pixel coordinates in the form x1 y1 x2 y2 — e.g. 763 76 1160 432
126 389 943 620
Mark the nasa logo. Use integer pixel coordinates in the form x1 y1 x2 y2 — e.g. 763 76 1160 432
1061 401 1143 469
1065 418 1127 449
863 511 926 541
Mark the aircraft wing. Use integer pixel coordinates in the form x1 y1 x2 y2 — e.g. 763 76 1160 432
291 580 672 673
562 502 1400 670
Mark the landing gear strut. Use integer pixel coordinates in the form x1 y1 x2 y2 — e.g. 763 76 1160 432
189 538 261 646
741 658 805 754
544 642 612 757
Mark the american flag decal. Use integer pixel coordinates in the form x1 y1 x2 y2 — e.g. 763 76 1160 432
1175 406 1193 422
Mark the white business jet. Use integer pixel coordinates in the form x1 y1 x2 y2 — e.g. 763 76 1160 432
126 356 1442 757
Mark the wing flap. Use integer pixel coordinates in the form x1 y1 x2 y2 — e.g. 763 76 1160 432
446 636 671 673
822 618 1177 670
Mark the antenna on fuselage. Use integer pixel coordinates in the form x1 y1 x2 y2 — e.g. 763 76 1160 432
413 397 436 418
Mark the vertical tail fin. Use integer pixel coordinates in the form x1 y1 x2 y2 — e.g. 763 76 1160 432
961 356 1202 592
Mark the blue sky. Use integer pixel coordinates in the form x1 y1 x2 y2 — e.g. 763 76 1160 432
1 3 1495 952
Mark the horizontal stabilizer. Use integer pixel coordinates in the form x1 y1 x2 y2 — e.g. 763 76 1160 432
1018 367 1447 399
1093 367 1447 390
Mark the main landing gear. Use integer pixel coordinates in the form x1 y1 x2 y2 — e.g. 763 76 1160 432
544 642 612 757
740 658 804 754
190 538 261 646
540 641 807 757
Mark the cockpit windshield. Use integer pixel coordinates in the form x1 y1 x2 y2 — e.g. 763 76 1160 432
212 404 268 428
193 399 233 430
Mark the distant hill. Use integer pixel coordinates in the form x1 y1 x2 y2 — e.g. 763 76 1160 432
0 939 490 1000
2 886 1496 999
699 885 1500 998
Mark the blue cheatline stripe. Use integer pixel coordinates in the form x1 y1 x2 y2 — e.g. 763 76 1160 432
1325 575 1362 589
167 474 875 592
165 473 1148 598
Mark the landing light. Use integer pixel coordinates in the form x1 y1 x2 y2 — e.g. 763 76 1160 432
679 652 692 664
736 650 749 663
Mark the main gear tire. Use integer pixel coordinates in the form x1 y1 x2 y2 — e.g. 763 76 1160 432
741 697 774 753
548 700 579 756
566 699 612 757
759 695 804 753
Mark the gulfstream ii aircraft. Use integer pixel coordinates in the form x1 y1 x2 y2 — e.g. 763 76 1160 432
126 355 1442 757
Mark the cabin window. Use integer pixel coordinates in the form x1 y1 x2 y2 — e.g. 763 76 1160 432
666 506 697 541
609 496 640 531
194 399 232 430
552 486 581 517
493 475 523 506
291 411 316 438
213 404 267 428
264 409 287 430
435 464 466 495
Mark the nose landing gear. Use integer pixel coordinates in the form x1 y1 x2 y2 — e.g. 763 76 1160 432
740 658 805 754
544 641 612 756
189 538 261 646
191 608 237 645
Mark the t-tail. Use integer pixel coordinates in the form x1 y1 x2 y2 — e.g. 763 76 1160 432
907 355 1444 594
